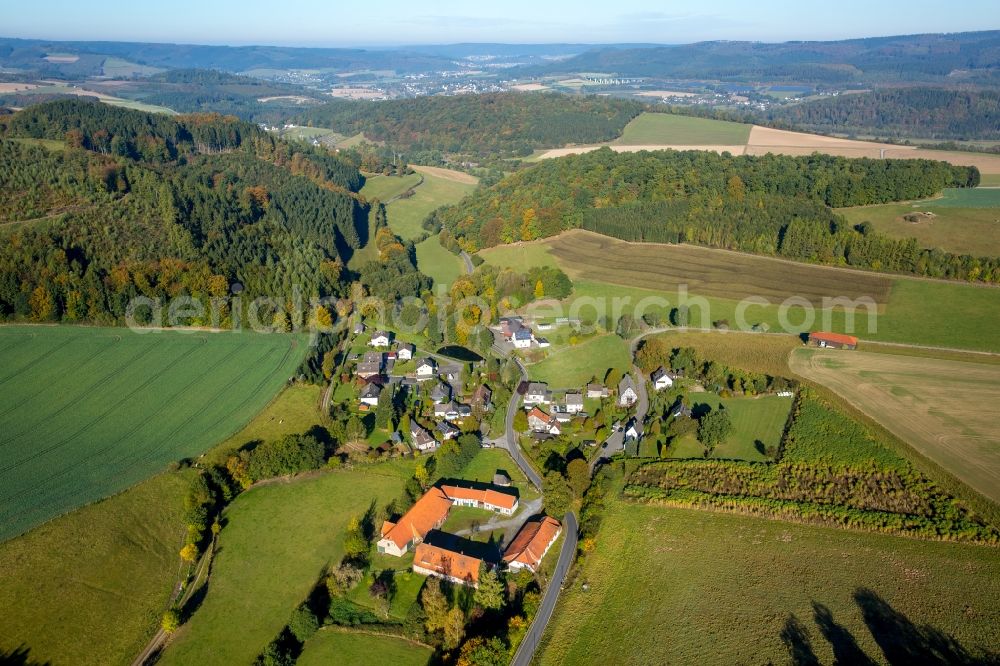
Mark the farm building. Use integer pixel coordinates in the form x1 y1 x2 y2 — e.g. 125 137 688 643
503 516 562 573
441 484 519 515
412 543 483 588
377 487 452 556
809 331 859 350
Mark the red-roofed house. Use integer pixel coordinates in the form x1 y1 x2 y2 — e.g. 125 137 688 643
503 516 562 573
441 485 518 515
412 543 483 587
377 487 452 557
809 331 858 350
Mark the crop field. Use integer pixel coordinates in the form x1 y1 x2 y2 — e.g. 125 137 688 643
0 470 191 666
546 230 894 306
160 461 413 666
668 394 793 461
614 112 751 146
789 348 1000 504
916 187 1000 208
539 502 1000 665
526 334 631 387
385 165 477 240
359 172 422 202
837 202 1000 256
0 326 308 541
298 629 431 666
415 235 465 286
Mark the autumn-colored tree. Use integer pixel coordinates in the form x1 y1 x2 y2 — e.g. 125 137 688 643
421 576 449 633
161 609 181 634
566 458 590 498
444 606 466 649
314 305 334 330
29 285 53 321
322 350 336 380
534 280 544 299
473 565 505 610
179 543 198 563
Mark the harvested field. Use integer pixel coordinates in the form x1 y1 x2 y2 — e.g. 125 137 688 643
747 125 902 151
511 83 548 91
544 230 893 306
328 87 385 100
412 164 478 185
635 90 698 98
789 348 1000 504
0 83 38 93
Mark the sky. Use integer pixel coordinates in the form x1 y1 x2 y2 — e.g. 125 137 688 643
1 0 998 47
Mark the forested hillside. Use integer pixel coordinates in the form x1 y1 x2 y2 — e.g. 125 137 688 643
296 93 645 156
0 100 429 325
765 89 1000 140
436 148 999 283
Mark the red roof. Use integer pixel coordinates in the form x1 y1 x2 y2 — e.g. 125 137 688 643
413 543 482 585
379 487 451 550
809 331 858 346
503 516 562 570
441 484 518 511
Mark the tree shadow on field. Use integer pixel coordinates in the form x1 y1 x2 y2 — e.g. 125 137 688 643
780 589 999 666
0 645 51 666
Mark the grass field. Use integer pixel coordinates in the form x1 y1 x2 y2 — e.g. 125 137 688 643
526 334 631 387
916 187 1000 208
614 112 751 146
0 326 308 541
457 447 542 501
160 462 412 666
638 330 801 377
101 57 164 77
298 629 431 666
385 166 478 240
0 470 191 666
359 172 423 202
415 235 465 287
669 394 793 461
837 202 1000 256
789 348 1000 504
980 174 1000 186
539 502 1000 665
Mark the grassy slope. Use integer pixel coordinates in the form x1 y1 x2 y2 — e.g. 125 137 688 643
386 168 477 241
837 203 1000 256
540 502 1000 665
298 629 431 666
614 112 752 146
0 471 191 666
159 462 413 666
415 235 465 287
359 172 423 203
526 334 631 387
0 326 308 541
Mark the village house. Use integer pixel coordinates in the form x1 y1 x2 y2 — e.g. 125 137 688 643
410 422 438 452
415 357 437 379
396 342 415 360
377 487 451 556
433 401 455 420
352 321 366 335
624 417 641 441
587 383 609 399
564 391 584 413
436 421 460 440
441 484 518 515
527 406 561 435
523 382 551 405
356 351 382 378
369 330 392 348
472 384 493 411
503 516 562 573
500 317 524 340
619 374 638 407
430 382 452 404
512 327 533 349
359 382 382 407
412 543 483 588
651 367 675 391
809 331 859 350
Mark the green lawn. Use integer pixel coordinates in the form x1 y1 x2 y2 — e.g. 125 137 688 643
360 172 423 203
457 448 541 501
477 241 560 272
385 167 477 240
667 394 793 461
614 112 752 146
526 334 630 388
539 502 1000 665
0 470 191 666
298 629 431 666
416 235 465 287
0 326 308 541
837 201 1000 255
916 187 1000 208
160 462 413 666
345 566 426 620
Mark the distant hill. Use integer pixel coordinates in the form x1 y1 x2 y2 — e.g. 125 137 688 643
763 88 1000 141
522 31 1000 85
295 92 646 156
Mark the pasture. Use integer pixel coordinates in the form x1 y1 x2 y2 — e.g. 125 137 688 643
477 240 560 272
298 629 431 666
667 394 793 461
637 330 800 378
916 187 1000 208
359 172 422 202
159 461 412 666
0 470 191 666
525 334 631 387
837 202 1000 256
415 235 465 287
385 165 478 240
0 326 308 541
614 112 751 146
539 502 1000 665
789 348 1000 505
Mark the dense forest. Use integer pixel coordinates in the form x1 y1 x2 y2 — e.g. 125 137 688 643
295 93 645 157
0 100 425 325
435 147 1000 283
764 88 1000 141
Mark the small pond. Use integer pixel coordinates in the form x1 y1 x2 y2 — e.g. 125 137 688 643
436 345 483 362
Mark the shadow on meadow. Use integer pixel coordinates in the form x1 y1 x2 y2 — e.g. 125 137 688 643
781 588 999 666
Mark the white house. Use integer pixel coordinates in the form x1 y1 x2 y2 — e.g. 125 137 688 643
430 382 452 404
512 328 533 349
359 383 382 407
415 357 437 379
536 337 551 348
651 367 674 391
369 331 392 348
527 407 560 435
624 417 641 441
397 343 415 360
523 382 550 405
436 421 460 440
410 422 438 451
619 375 638 407
564 392 584 413
587 383 608 399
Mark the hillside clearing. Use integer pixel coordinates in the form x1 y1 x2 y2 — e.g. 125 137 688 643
837 202 1000 256
384 166 478 240
539 502 1000 665
359 172 423 202
415 235 465 287
0 326 307 541
614 112 751 146
789 348 1000 504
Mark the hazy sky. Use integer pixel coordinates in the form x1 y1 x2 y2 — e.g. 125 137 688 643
2 0 998 46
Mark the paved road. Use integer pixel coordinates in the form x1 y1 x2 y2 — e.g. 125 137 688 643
511 510 578 666
502 356 543 490
460 250 474 275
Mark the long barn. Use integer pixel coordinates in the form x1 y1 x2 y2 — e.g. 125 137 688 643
809 331 859 350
